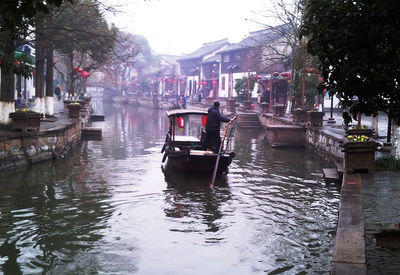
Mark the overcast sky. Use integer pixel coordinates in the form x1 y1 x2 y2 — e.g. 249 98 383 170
105 0 275 56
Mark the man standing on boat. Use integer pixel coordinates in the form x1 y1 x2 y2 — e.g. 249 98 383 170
205 101 230 153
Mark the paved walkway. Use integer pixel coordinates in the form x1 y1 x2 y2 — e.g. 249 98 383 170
362 173 400 274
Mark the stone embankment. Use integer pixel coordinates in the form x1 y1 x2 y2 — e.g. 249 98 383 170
0 102 91 173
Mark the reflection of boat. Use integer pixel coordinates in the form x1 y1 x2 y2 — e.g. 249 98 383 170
162 165 228 188
162 109 236 174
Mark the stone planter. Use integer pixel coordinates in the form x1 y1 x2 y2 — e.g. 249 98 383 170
273 104 285 117
346 127 373 137
293 109 308 122
67 103 81 118
9 112 41 131
343 141 376 173
242 101 252 110
307 111 324 126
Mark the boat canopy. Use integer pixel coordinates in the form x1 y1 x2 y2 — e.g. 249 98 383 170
166 108 208 118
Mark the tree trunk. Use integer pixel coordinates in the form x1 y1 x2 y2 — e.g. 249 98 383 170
35 15 46 114
35 42 45 114
45 47 54 115
0 37 16 124
393 124 400 160
66 51 75 98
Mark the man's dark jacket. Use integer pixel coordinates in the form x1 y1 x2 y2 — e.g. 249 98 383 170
205 106 230 133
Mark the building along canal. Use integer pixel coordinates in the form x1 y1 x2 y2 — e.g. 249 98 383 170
0 99 340 274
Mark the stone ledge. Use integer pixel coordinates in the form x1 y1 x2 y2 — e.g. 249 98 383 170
331 173 366 274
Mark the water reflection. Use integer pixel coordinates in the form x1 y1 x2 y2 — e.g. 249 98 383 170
162 166 230 233
0 144 113 273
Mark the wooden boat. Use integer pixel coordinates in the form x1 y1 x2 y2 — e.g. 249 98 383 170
162 109 236 174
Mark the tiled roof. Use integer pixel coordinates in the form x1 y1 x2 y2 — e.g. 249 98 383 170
177 39 230 61
218 25 288 54
202 54 220 64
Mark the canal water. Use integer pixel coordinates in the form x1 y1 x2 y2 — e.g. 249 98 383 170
0 100 340 274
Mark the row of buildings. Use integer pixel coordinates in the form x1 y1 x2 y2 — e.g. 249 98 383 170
151 26 291 102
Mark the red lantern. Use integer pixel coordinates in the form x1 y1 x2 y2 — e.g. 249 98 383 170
77 68 83 72
212 80 217 85
198 81 201 86
202 80 207 85
81 70 89 79
173 80 177 84
201 115 207 127
168 79 172 83
180 80 184 84
73 66 78 71
177 116 184 129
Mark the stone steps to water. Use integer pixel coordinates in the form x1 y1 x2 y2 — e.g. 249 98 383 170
238 113 262 128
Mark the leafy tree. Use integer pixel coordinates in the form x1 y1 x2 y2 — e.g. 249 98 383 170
52 0 117 97
0 0 73 122
250 0 319 112
234 77 256 102
301 0 400 124
291 73 320 109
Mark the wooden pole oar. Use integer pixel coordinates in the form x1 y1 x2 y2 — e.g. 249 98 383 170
210 115 238 187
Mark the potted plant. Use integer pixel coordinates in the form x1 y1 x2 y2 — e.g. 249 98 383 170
67 102 81 118
346 125 373 137
343 135 376 173
9 108 42 131
307 109 324 126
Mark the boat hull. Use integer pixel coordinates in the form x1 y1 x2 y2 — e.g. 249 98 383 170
165 149 235 174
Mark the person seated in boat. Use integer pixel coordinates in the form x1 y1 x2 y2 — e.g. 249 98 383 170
205 101 230 153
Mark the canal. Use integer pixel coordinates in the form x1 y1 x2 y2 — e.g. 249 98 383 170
0 100 340 274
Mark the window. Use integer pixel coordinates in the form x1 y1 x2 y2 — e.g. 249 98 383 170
223 54 230 63
221 76 226 90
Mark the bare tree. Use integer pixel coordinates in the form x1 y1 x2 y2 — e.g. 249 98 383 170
248 0 318 112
